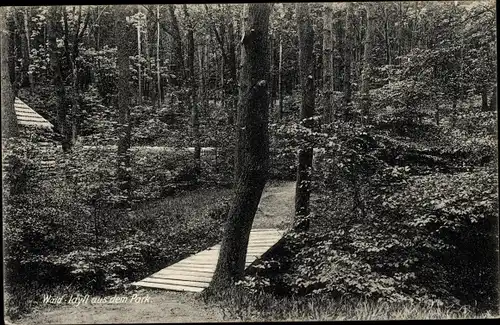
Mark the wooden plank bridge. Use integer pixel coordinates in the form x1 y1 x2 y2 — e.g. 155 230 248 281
133 228 286 292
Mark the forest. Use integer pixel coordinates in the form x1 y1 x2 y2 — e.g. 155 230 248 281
2 2 498 322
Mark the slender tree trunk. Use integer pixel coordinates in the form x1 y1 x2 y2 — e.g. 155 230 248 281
142 7 150 100
12 10 28 89
227 10 238 126
115 5 133 195
278 34 283 120
183 5 200 170
48 6 72 152
156 5 161 108
397 2 403 61
137 7 142 104
1 7 18 138
203 35 209 109
435 102 440 126
198 43 206 113
23 8 34 91
384 5 392 66
295 3 315 231
343 3 353 114
209 3 271 291
322 3 333 124
168 5 185 86
334 16 344 92
269 24 274 111
360 4 373 121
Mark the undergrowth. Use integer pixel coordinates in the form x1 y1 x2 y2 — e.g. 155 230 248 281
4 187 231 320
202 287 495 321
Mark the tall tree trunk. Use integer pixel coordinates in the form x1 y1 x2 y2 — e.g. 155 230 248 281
137 7 142 104
343 3 353 114
334 16 344 92
295 3 315 231
23 8 34 91
227 10 238 126
384 4 392 66
397 2 403 61
203 35 209 110
115 5 133 195
142 6 150 99
12 10 29 89
322 3 334 124
1 7 18 138
183 5 200 170
168 5 185 86
209 3 271 291
277 33 283 120
156 5 161 108
360 4 373 121
435 102 440 126
269 22 274 111
198 43 206 113
48 6 72 152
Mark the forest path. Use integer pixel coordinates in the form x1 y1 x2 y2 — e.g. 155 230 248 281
15 181 296 324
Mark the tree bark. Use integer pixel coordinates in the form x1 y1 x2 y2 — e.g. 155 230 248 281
322 3 334 124
1 7 18 139
156 5 162 108
227 9 238 126
360 3 373 121
209 3 271 291
343 3 353 113
269 22 274 111
48 6 72 152
168 5 185 85
278 34 283 120
137 6 142 104
115 5 133 195
183 5 201 169
295 3 315 230
435 102 440 126
384 4 392 66
12 10 28 89
23 9 33 89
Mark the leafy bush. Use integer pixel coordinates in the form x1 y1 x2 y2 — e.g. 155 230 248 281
4 182 231 319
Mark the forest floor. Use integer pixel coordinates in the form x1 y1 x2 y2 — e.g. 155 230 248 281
13 181 296 324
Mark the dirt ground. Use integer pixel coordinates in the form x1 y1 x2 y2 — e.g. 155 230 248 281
13 181 295 324
15 290 226 324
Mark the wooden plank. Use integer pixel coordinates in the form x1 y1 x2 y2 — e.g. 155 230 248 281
139 277 209 288
167 265 216 272
162 267 215 274
17 121 51 126
150 273 213 283
176 260 216 265
15 111 45 117
132 281 204 293
251 228 283 232
154 269 215 277
248 243 282 248
248 235 283 240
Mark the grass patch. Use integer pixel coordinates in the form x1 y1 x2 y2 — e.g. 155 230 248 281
203 287 497 321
